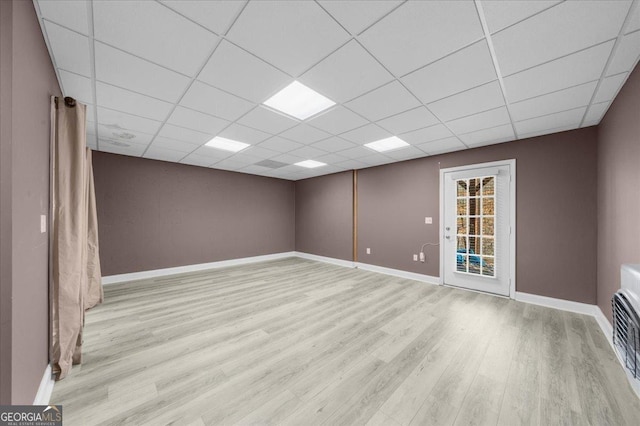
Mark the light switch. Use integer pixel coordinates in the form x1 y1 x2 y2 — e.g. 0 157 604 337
40 215 47 233
425 217 433 224
366 248 371 254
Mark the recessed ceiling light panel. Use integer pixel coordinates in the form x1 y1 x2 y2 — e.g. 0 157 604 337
205 136 250 152
364 136 410 152
294 160 327 168
264 81 335 120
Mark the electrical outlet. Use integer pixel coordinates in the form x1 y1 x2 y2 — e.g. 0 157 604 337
366 248 371 254
425 217 433 224
419 252 425 262
413 254 418 261
40 215 47 233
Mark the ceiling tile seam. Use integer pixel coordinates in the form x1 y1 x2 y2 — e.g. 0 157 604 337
92 39 193 78
354 0 408 37
509 79 601 106
312 0 352 37
474 0 518 140
349 38 468 149
89 105 163 127
92 80 180 106
87 0 99 151
502 38 618 79
578 0 639 127
514 106 588 126
40 17 88 38
396 38 487 80
624 26 640 37
154 0 223 37
484 0 565 37
141 37 225 158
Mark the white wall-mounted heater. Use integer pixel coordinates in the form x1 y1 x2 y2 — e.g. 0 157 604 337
612 264 640 393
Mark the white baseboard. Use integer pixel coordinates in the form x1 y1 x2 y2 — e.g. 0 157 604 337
514 292 597 316
293 251 355 268
355 262 440 285
102 252 297 285
33 364 54 405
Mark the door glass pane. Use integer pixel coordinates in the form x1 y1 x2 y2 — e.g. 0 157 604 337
455 176 496 278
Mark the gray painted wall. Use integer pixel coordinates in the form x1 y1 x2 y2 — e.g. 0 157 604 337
295 171 353 261
93 152 295 276
296 128 598 305
597 66 640 322
0 0 61 404
357 128 598 304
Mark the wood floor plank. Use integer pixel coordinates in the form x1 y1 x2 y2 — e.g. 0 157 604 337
50 258 640 425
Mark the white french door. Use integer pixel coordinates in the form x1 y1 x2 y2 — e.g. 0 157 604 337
440 160 515 297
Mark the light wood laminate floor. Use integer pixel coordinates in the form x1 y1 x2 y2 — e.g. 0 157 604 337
52 258 640 425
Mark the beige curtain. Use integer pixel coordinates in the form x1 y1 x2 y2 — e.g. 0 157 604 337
51 96 102 380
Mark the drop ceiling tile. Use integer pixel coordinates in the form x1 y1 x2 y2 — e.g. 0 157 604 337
243 146 280 160
503 41 614 103
584 102 611 123
493 1 630 76
383 146 425 161
180 155 215 168
212 158 247 171
459 124 515 147
334 158 370 169
337 145 377 160
416 137 466 155
198 41 291 103
594 73 628 103
510 81 597 121
43 21 91 76
37 0 89 34
514 107 587 135
144 146 187 162
218 123 271 144
153 136 200 153
97 126 153 146
180 81 254 121
219 152 264 166
399 124 453 145
189 145 234 160
99 140 146 156
428 81 505 122
299 40 394 103
346 81 420 121
606 31 640 76
58 70 93 104
226 1 350 76
307 106 369 135
288 146 330 160
256 137 305 153
626 4 640 33
93 0 218 76
376 107 439 135
270 154 306 165
402 41 497 104
157 124 212 145
160 0 245 34
279 124 331 144
166 107 230 135
94 43 190 102
96 82 173 121
480 1 562 34
315 152 349 164
358 1 484 76
86 133 97 150
237 106 299 135
446 107 511 134
97 107 162 135
359 155 396 167
311 137 358 152
340 123 391 144
317 0 401 35
85 104 95 122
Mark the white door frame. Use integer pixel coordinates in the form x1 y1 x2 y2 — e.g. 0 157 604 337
439 159 516 299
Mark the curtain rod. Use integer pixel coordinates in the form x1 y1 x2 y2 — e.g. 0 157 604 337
54 96 77 108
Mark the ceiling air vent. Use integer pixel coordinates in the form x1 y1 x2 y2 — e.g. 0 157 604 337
255 160 288 169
